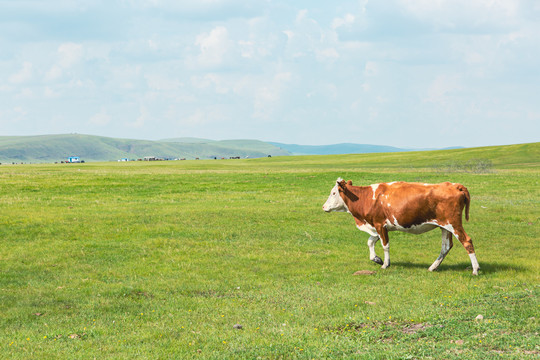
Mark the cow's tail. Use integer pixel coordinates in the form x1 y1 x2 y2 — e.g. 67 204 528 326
456 184 471 221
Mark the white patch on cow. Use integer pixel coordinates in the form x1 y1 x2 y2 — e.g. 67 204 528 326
385 218 438 234
469 253 480 275
356 223 378 237
386 181 396 185
382 243 390 268
322 181 349 213
370 184 379 200
441 223 458 240
367 235 379 260
387 203 391 207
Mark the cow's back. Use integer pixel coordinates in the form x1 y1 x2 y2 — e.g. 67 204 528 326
375 182 466 227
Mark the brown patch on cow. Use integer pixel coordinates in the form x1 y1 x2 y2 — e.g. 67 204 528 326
353 270 376 276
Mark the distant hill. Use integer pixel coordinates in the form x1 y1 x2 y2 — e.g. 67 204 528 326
0 134 289 163
0 134 467 163
269 142 410 155
160 137 214 144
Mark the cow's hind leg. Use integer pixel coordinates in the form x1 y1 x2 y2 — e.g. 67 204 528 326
446 224 480 275
428 228 453 272
377 227 390 269
367 236 383 265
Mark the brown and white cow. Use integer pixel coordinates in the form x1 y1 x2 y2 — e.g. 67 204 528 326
323 178 480 275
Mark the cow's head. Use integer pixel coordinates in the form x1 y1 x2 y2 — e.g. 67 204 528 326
322 177 350 212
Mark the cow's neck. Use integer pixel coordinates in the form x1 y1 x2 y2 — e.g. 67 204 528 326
341 185 371 219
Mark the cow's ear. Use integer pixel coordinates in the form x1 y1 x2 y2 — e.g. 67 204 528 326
347 180 352 186
338 180 347 189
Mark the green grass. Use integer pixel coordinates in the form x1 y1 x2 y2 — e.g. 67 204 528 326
0 143 539 359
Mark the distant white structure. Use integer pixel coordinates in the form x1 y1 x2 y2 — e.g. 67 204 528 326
68 156 80 163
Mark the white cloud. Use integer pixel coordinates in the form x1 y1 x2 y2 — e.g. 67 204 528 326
7 107 28 123
316 47 339 62
127 106 147 128
191 73 230 94
183 109 208 126
282 30 294 41
332 13 355 29
89 108 111 126
44 66 63 81
296 9 309 23
364 61 378 76
44 86 60 98
58 43 83 68
424 75 463 108
145 74 182 91
43 43 83 82
194 26 233 68
237 38 270 60
9 62 33 84
253 72 292 120
15 88 33 99
182 106 229 126
396 0 520 30
238 40 255 58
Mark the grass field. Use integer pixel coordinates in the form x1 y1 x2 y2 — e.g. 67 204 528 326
0 143 538 359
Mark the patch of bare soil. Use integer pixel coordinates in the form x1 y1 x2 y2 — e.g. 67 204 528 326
353 270 376 275
401 323 432 334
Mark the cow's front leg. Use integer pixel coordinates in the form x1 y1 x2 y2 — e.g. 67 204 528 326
367 236 383 265
378 227 390 269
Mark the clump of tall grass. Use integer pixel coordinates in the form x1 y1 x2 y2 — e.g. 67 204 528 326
433 159 494 174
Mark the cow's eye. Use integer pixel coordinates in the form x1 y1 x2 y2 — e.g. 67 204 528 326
332 192 336 195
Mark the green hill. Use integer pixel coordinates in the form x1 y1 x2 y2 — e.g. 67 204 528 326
278 142 539 170
1 134 537 166
0 134 290 163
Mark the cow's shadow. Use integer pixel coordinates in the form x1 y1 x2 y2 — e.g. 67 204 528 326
389 261 527 274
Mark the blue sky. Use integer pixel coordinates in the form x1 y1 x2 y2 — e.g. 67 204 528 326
1 0 539 148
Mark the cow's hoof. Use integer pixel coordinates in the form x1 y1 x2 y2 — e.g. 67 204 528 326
381 263 390 269
372 256 383 265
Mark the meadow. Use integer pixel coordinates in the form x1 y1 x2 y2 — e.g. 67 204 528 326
0 143 538 359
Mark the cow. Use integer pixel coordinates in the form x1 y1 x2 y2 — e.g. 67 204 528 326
322 178 480 275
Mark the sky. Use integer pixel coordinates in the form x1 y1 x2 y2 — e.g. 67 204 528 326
1 0 539 148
